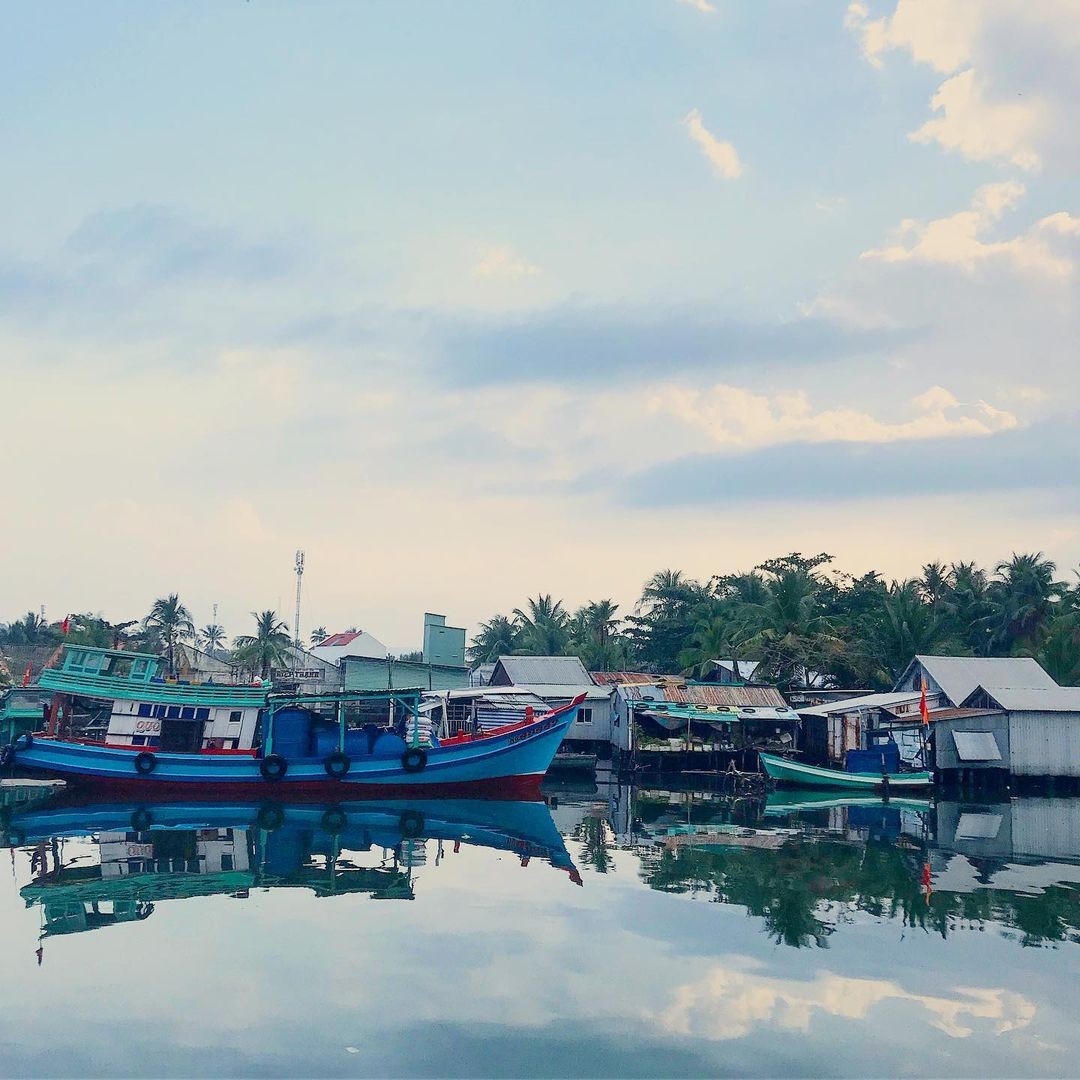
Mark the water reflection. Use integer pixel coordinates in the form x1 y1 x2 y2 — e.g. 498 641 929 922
4 799 580 951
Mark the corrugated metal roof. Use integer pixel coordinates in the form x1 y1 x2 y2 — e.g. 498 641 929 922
501 682 612 700
491 656 593 686
709 659 761 680
665 684 789 708
969 685 1080 712
591 671 661 686
799 691 923 718
900 655 1056 705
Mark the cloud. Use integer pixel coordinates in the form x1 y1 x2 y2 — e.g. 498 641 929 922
909 69 1044 171
845 1 1077 170
473 244 541 279
650 382 1017 449
861 182 1080 278
433 306 905 385
661 963 1036 1042
676 0 717 12
616 414 1077 506
681 108 744 179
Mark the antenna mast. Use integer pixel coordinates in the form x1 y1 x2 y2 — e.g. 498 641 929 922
293 550 305 649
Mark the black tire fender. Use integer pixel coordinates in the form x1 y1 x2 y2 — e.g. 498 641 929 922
259 754 288 781
131 808 154 832
134 751 157 775
401 747 427 774
323 751 351 778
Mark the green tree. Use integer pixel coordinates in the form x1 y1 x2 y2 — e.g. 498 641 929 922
512 595 570 655
467 615 519 664
232 610 292 680
988 552 1064 654
142 594 195 674
310 626 328 648
874 580 961 684
198 623 227 656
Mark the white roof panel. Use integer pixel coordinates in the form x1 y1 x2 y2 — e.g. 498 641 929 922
972 685 1080 712
904 655 1056 705
953 731 1003 762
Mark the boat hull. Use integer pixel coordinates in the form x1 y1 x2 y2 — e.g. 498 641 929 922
759 752 933 790
10 702 578 800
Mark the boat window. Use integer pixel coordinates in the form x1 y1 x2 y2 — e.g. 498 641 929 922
196 708 210 721
181 707 195 720
131 659 149 680
104 657 133 679
138 703 152 718
167 706 181 719
229 710 243 724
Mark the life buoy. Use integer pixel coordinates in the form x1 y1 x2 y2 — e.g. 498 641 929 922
399 810 425 838
13 733 33 752
259 754 288 781
134 751 157 775
323 751 351 778
401 747 427 774
131 808 154 831
320 806 348 834
256 803 285 831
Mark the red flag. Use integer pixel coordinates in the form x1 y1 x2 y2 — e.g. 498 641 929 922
920 678 930 726
22 664 32 688
61 615 71 636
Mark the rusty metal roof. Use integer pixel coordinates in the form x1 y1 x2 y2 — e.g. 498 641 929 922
665 684 789 708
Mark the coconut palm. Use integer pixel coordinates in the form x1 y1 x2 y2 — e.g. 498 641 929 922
232 610 292 680
678 612 753 680
198 623 227 657
310 626 328 648
467 615 519 665
143 594 195 674
988 552 1064 654
512 594 569 655
875 580 961 683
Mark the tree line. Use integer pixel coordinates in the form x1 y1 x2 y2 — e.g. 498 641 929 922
0 596 310 682
467 551 1080 690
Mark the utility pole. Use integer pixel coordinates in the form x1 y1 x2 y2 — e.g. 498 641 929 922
293 550 305 650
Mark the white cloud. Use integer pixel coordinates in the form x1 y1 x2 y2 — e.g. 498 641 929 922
681 108 744 179
661 963 1036 1042
861 181 1080 278
473 244 541 279
676 0 717 12
844 1 1075 170
649 381 1018 449
845 0 982 73
814 195 847 214
909 69 1044 171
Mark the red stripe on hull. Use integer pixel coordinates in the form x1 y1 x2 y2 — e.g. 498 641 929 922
18 767 544 803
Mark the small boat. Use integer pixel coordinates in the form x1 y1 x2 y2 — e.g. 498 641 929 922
6 645 581 799
764 790 933 814
759 751 933 790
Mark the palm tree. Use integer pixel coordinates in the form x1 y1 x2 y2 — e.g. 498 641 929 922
143 594 195 674
310 626 328 648
467 615 519 665
198 623 227 657
988 552 1064 654
875 580 961 683
678 612 752 680
947 561 992 655
232 610 292 680
918 562 953 608
512 594 569 655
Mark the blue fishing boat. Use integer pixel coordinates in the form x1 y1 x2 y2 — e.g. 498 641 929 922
4 646 580 798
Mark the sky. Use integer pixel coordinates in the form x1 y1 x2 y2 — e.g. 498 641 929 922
2 1 1079 650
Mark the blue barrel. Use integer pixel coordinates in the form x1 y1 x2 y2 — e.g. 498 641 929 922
271 708 314 759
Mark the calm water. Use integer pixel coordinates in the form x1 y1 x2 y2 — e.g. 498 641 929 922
1 777 1078 1078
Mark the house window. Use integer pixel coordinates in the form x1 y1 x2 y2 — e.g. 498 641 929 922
578 708 593 724
222 854 234 871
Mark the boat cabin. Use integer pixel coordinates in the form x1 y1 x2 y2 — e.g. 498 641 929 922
40 645 267 751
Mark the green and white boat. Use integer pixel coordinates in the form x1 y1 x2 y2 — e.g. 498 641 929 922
759 751 933 791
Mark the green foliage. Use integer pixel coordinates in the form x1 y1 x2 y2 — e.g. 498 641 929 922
231 610 292 679
142 594 195 675
466 551 1080 688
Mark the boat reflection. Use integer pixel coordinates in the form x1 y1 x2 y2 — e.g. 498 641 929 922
3 798 580 946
